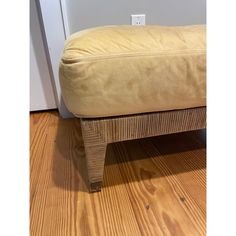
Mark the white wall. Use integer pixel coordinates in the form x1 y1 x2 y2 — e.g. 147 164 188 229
65 0 206 34
30 0 57 111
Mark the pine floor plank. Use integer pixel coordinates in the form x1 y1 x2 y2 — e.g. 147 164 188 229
30 111 206 236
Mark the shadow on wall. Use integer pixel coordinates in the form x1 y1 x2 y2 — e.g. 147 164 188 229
30 0 57 108
52 114 206 193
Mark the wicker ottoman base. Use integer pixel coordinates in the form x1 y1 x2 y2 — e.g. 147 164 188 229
80 106 206 192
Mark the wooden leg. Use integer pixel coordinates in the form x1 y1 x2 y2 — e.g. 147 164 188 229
83 143 107 192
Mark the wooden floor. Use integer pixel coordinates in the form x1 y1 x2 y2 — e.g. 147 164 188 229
30 111 206 236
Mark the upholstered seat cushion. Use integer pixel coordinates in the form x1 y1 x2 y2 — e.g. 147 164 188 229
59 25 206 117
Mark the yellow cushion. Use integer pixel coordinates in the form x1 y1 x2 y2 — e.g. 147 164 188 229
59 25 206 117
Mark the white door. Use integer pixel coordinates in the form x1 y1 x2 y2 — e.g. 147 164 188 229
36 0 73 117
30 0 57 111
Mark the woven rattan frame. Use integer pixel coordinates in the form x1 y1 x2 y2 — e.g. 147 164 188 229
80 106 206 192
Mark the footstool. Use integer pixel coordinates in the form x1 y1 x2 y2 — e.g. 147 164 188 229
59 25 206 192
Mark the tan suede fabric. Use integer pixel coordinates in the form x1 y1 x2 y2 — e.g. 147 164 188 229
59 25 206 117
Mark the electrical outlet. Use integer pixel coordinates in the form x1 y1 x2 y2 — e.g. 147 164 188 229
131 14 146 25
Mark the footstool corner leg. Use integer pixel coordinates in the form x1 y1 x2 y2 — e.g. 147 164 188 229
84 143 107 192
89 181 103 193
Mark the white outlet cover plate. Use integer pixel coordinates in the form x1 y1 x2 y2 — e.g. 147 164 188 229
131 14 146 25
